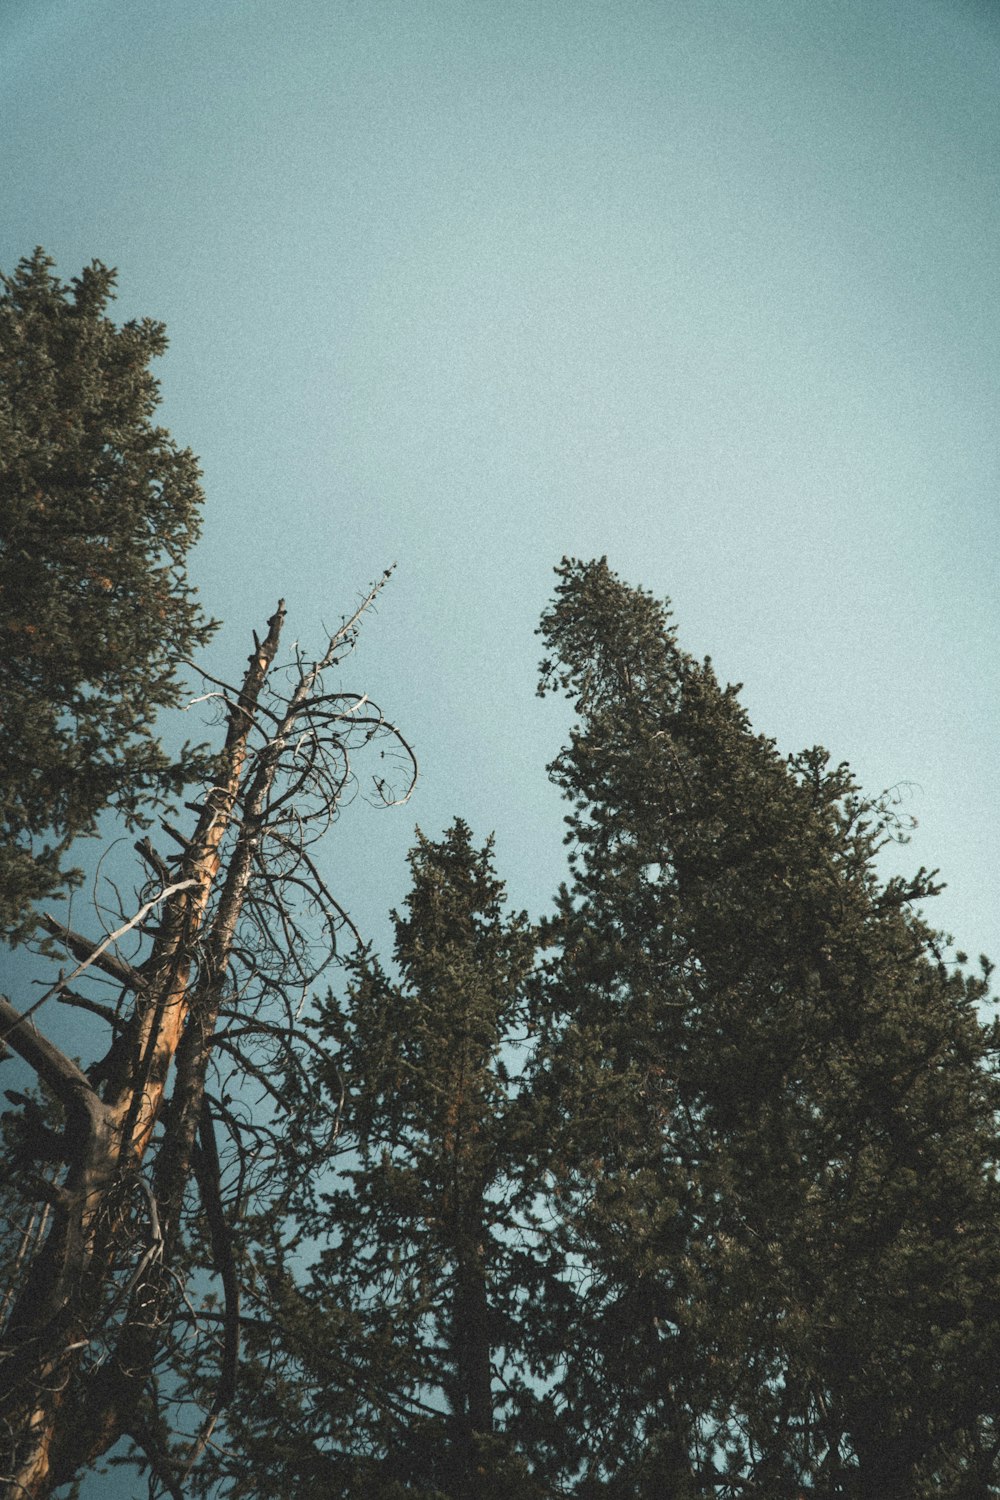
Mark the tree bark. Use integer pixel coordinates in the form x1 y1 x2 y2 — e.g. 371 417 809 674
0 606 285 1498
450 1215 494 1500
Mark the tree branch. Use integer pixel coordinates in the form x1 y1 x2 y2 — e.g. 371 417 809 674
39 913 145 992
0 995 98 1117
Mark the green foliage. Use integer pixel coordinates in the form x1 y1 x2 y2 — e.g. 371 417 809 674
206 557 1000 1498
0 248 216 936
218 821 541 1499
532 556 1000 1496
2 244 996 1495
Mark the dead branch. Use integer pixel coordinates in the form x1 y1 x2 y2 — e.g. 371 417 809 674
35 917 144 994
0 582 416 1498
0 998 101 1121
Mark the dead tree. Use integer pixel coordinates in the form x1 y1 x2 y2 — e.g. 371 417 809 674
0 574 417 1498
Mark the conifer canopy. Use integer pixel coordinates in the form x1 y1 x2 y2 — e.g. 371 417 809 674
0 249 215 935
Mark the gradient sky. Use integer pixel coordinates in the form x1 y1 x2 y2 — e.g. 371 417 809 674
3 0 999 1007
2 0 999 1490
4 0 999 977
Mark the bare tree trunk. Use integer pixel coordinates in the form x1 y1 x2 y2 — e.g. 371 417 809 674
0 574 415 1499
0 606 285 1499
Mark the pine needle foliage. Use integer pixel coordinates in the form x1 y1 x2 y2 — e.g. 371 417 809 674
531 556 1000 1498
206 558 1000 1500
217 821 541 1500
0 249 215 936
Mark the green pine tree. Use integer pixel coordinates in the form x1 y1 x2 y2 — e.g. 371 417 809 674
220 821 542 1500
0 249 216 936
531 556 1000 1498
185 558 1000 1499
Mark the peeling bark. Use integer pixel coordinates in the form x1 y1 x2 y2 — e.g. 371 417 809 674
0 576 415 1498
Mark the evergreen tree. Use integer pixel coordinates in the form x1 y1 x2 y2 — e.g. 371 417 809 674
217 821 541 1500
0 249 215 935
532 557 1000 1497
185 558 1000 1500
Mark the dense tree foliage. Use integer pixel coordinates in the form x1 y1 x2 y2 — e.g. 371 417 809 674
213 821 542 1499
0 253 418 1498
530 558 1000 1497
214 560 1000 1500
0 249 215 935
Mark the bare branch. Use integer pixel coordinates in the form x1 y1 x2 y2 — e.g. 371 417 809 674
34 874 201 1016
37 915 144 993
0 584 416 1498
54 991 122 1029
0 997 99 1120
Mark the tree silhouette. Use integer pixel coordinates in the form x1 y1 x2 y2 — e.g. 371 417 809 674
0 250 215 936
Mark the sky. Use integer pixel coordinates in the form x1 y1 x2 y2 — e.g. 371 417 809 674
2 0 998 958
1 0 999 1486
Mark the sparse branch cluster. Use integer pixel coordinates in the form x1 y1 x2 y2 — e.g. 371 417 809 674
0 580 415 1499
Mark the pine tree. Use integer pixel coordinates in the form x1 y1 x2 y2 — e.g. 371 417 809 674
532 557 1000 1497
0 249 215 936
203 559 1000 1498
216 821 542 1500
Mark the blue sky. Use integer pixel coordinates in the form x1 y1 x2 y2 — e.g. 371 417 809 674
2 0 998 1002
2 0 999 1491
4 0 998 975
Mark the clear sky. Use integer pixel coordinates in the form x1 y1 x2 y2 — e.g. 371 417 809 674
2 0 998 977
4 0 998 970
1 0 998 1490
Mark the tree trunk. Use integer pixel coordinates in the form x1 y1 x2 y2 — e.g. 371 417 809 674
0 607 285 1499
450 1219 493 1500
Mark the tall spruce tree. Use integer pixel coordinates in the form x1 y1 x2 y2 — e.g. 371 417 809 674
0 249 215 935
215 821 541 1500
532 557 1000 1498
